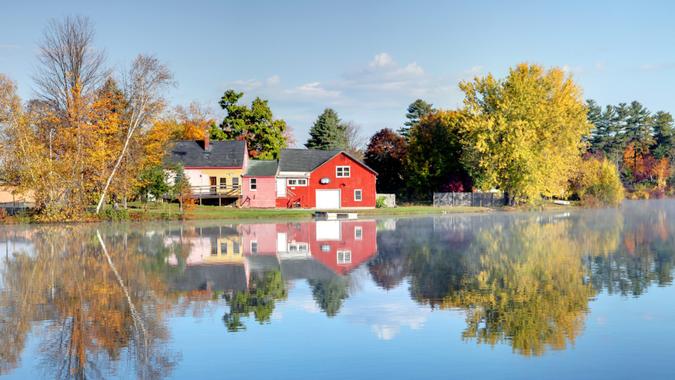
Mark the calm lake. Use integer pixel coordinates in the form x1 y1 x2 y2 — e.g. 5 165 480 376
1 200 675 379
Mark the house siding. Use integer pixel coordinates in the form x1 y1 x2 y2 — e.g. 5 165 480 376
308 220 378 275
241 177 277 208
184 168 244 196
276 153 376 208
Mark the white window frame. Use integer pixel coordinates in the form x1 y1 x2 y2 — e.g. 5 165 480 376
337 250 352 264
354 189 362 202
355 226 363 240
250 178 257 191
287 242 309 253
251 240 258 255
336 166 351 178
287 178 308 186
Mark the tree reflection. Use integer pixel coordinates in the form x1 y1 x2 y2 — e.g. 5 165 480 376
379 213 626 356
308 277 351 317
223 270 287 332
0 226 177 379
442 218 597 356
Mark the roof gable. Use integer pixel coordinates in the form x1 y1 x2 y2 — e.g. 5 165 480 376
315 151 378 175
167 140 246 168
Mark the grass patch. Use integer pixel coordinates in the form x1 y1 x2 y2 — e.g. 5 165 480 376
127 202 491 221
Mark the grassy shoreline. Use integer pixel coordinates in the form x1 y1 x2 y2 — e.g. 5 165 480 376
125 203 493 222
1 200 584 224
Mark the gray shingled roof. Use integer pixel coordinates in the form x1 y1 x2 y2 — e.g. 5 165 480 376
278 149 341 172
166 140 246 168
168 264 247 292
278 148 377 174
244 160 278 177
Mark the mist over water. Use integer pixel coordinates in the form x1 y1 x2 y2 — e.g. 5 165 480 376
1 200 675 379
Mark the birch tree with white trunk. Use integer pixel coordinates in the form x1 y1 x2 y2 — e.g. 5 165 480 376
95 55 172 214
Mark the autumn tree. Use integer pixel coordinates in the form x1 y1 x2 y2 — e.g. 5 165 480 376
34 16 107 211
305 108 348 150
95 55 173 213
570 157 624 206
364 128 407 193
212 89 288 159
405 111 470 198
460 63 591 204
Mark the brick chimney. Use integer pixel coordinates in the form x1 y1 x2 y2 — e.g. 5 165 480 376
202 126 210 151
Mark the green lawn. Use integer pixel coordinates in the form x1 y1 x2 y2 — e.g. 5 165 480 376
127 202 491 221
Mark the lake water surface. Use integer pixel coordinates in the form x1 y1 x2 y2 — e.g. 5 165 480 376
1 200 675 379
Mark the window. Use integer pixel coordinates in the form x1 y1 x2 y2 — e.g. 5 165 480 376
287 242 309 253
210 177 217 193
232 177 240 189
251 241 258 255
337 250 352 264
354 189 362 202
355 226 363 240
250 178 257 191
336 166 351 178
233 241 241 255
287 178 308 186
321 244 331 252
219 242 227 255
219 177 227 190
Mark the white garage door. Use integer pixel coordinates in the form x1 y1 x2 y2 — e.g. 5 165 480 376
315 189 341 209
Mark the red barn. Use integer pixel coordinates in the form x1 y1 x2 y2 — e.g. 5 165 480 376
275 149 377 209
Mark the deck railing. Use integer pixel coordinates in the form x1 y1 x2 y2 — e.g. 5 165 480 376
190 185 241 198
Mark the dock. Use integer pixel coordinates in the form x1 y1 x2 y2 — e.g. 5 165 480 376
313 211 358 220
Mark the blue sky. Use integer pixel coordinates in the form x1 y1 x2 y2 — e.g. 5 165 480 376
2 0 675 145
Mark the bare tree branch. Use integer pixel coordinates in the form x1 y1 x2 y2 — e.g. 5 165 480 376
33 16 107 115
95 55 173 214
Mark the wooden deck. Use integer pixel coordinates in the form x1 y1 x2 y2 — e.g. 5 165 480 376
189 185 241 206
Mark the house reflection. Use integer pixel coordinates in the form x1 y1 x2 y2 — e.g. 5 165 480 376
166 220 378 306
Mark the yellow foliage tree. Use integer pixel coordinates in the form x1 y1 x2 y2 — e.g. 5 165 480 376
459 63 592 204
571 157 624 206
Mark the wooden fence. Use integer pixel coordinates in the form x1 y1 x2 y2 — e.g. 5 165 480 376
433 192 505 207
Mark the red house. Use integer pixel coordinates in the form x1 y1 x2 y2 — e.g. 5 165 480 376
275 149 377 209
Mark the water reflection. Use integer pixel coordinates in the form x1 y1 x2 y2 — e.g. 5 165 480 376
2 201 675 377
164 220 378 326
0 225 177 379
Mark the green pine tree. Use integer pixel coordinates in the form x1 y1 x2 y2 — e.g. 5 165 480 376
305 108 348 150
652 111 675 159
399 99 434 140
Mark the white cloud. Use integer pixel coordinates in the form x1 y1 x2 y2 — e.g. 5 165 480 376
285 82 341 99
224 52 465 142
369 52 394 68
266 75 281 86
230 78 263 91
341 302 430 341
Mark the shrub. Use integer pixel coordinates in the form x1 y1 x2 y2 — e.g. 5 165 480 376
101 207 130 222
376 196 387 208
570 158 624 206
